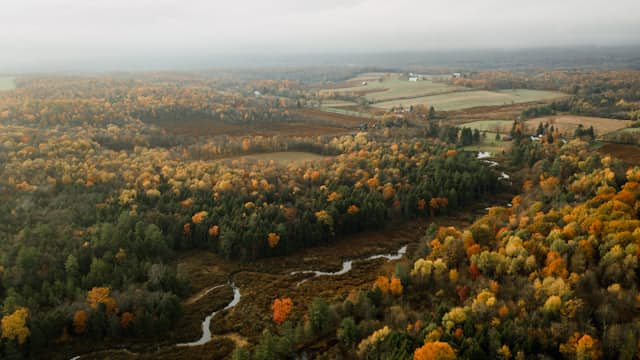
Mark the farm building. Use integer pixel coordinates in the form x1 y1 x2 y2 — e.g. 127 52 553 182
408 76 419 82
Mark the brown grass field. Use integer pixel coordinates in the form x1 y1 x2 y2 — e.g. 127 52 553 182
292 108 374 127
156 118 351 137
524 115 632 136
227 152 331 165
597 143 640 166
446 103 531 123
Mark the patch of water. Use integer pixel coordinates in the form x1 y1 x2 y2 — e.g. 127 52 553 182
290 244 407 286
177 282 241 347
477 151 492 159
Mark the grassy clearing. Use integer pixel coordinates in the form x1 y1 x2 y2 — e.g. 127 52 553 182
524 115 632 136
0 77 16 91
349 72 389 82
617 127 640 133
320 100 358 107
496 89 567 102
158 118 349 137
459 120 514 133
322 73 462 102
234 152 330 165
375 89 565 111
460 132 511 154
319 106 374 119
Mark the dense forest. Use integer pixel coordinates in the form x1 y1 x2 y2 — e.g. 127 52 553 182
238 136 640 359
0 76 501 358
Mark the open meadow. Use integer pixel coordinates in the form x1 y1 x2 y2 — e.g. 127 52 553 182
523 115 632 136
375 89 566 111
459 120 514 134
319 99 359 108
0 77 15 91
460 132 511 154
321 73 463 102
153 116 353 137
231 151 330 165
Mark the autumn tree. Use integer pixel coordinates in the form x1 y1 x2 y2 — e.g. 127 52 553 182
389 277 403 296
120 312 135 329
272 297 293 325
374 276 391 295
414 341 456 360
267 232 280 248
87 287 117 313
1 307 30 344
73 310 87 334
192 211 208 224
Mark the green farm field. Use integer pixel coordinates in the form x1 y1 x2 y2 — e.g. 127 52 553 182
321 73 463 102
459 120 514 133
375 89 566 111
320 100 358 107
0 77 16 91
524 115 632 135
615 127 640 134
460 132 511 154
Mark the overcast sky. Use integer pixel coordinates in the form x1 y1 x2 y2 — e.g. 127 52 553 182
2 0 640 71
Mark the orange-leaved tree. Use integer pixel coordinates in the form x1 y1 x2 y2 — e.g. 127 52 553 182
389 276 403 296
73 310 87 334
347 205 360 215
272 297 293 325
268 232 280 248
120 312 135 329
414 341 456 360
87 287 117 313
374 275 390 295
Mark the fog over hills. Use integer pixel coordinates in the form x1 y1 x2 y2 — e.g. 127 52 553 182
2 0 640 72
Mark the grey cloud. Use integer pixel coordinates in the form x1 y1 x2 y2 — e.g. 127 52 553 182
1 0 639 71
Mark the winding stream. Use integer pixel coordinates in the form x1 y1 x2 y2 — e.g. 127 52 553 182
477 151 512 210
69 245 409 358
476 151 510 180
177 281 241 347
289 245 407 286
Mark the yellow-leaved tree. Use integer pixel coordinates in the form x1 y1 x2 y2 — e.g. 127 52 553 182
1 307 30 344
413 341 456 360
